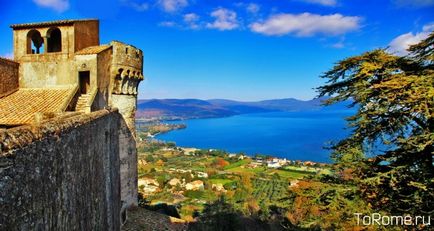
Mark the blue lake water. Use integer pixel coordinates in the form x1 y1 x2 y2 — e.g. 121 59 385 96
156 110 354 163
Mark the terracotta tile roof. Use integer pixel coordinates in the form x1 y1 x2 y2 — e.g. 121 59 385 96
75 45 112 55
0 88 75 125
10 19 98 29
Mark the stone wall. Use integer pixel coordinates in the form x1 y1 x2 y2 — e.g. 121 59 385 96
0 57 19 97
95 48 112 109
111 94 138 209
0 110 121 230
74 20 99 53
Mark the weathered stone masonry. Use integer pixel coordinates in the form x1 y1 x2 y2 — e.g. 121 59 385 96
0 110 121 230
0 57 19 97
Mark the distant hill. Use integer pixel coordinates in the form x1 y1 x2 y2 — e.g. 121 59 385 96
136 97 352 120
136 99 234 119
208 98 325 111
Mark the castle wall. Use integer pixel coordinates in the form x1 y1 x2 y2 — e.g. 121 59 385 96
0 110 121 231
19 57 75 88
0 57 19 97
74 54 98 88
74 21 99 53
95 48 112 110
111 94 138 209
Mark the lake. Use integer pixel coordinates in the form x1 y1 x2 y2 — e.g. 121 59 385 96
156 109 354 163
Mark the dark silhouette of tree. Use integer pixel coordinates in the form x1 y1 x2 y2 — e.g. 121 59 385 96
189 196 242 231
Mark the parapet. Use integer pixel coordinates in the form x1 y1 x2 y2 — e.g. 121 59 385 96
0 109 117 155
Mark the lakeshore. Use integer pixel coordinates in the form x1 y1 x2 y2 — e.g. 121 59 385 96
146 110 352 163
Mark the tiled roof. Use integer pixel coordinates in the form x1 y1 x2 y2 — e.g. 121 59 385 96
10 19 97 29
0 88 75 125
75 45 111 55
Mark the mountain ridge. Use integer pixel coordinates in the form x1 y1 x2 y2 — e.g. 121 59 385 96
136 97 350 119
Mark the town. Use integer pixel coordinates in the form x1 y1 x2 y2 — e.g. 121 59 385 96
135 124 331 223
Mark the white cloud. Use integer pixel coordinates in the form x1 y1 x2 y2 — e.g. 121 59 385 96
393 0 434 8
299 0 337 6
184 13 199 22
159 21 176 27
246 3 260 14
250 13 361 37
331 41 344 48
158 0 188 13
33 0 69 12
184 13 200 29
388 23 434 56
206 8 239 31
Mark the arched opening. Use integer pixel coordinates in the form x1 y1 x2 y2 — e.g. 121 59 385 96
27 30 44 54
47 27 62 52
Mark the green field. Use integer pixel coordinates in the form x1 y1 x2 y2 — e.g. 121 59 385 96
227 166 267 174
268 169 312 179
209 178 234 185
224 159 251 170
252 178 291 207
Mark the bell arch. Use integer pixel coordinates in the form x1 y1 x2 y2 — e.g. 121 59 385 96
27 29 44 54
47 27 62 52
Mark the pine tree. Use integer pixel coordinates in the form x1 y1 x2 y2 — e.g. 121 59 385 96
317 32 434 216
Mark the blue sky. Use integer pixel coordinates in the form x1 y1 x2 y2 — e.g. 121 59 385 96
1 0 433 100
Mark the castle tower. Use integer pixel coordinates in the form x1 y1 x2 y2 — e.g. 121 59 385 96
3 19 144 218
110 41 144 210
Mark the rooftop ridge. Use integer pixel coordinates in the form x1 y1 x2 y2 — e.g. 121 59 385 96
10 19 98 29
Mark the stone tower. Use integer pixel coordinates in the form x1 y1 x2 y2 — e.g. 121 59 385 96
109 41 144 210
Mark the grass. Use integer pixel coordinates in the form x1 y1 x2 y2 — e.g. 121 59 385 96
184 189 217 201
266 169 311 179
284 165 319 173
224 159 252 170
226 165 312 180
227 166 267 174
209 178 233 185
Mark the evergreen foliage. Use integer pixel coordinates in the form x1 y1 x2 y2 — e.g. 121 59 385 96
317 33 434 217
